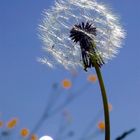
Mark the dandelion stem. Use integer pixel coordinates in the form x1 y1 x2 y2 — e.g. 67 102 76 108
94 64 110 140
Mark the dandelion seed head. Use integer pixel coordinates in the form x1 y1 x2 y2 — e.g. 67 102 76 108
39 0 125 70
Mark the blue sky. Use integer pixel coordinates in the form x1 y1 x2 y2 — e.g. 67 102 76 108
0 0 140 140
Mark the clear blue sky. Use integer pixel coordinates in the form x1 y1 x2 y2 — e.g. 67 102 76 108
0 0 140 140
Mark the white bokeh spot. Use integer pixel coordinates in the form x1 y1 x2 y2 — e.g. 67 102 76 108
39 136 54 140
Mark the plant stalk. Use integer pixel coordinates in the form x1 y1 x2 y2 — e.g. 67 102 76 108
94 64 110 140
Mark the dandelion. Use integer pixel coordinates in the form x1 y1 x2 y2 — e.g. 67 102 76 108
0 121 3 127
7 118 18 129
39 0 125 140
31 134 38 140
98 121 105 131
39 0 125 70
62 79 72 89
20 128 29 137
87 74 97 82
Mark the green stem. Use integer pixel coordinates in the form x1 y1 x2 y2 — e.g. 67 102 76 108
94 64 110 140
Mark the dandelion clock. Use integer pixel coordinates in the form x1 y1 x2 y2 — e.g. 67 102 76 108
38 0 125 140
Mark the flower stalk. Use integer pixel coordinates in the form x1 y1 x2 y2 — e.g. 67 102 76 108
69 21 110 140
94 63 110 140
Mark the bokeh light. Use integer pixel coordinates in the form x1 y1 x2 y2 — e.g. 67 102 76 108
39 135 53 140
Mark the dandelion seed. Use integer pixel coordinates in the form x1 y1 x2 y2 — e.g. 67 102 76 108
39 0 125 70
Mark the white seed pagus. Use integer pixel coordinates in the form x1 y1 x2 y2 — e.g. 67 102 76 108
38 0 125 70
